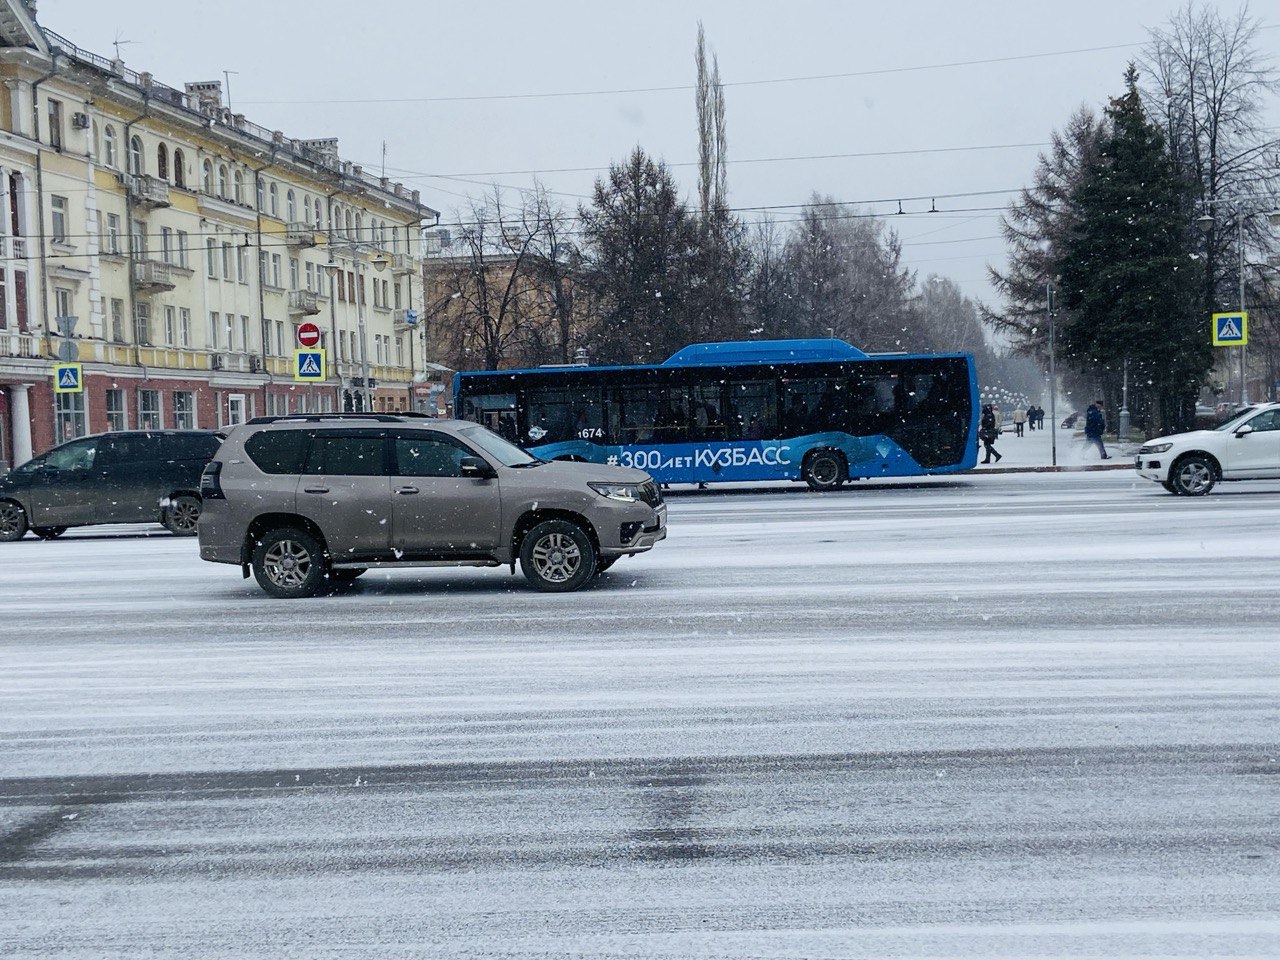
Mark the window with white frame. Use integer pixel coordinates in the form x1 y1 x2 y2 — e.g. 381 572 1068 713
217 164 228 199
164 305 176 344
177 230 188 268
269 183 278 218
286 190 296 222
54 287 72 320
256 177 265 212
305 262 315 292
239 315 250 352
133 303 151 345
103 125 117 168
129 136 143 176
131 219 146 258
206 239 217 278
208 311 220 350
173 391 196 429
180 308 191 347
221 242 232 280
55 392 86 443
105 213 121 255
236 246 247 284
289 257 299 290
50 195 68 242
110 298 125 342
261 318 273 357
270 254 281 288
396 336 404 367
138 389 161 430
160 226 173 264
202 159 213 193
224 313 235 351
233 169 244 205
105 388 127 431
275 320 284 356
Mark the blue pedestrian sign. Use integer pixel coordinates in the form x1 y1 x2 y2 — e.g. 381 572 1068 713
1212 312 1248 347
294 349 326 382
53 362 83 393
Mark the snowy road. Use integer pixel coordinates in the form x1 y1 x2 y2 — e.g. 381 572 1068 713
2 472 1279 958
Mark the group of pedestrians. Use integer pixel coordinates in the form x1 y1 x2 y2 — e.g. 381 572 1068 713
979 398 1110 464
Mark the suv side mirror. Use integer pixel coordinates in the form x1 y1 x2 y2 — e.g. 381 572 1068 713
460 456 495 479
1236 424 1255 437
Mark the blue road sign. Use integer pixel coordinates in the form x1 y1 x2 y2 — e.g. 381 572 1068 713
1212 312 1248 347
53 363 83 393
294 349 326 382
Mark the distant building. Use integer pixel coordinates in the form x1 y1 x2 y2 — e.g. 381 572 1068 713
0 0 439 470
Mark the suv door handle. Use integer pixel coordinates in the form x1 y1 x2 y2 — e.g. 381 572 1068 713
303 486 330 494
396 486 419 495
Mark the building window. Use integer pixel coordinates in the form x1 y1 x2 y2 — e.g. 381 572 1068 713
236 246 247 284
104 213 121 255
50 195 67 242
303 195 312 225
202 159 213 193
161 226 173 264
157 143 169 181
131 219 146 258
275 320 284 355
268 183 278 218
173 391 196 430
55 287 72 319
208 311 220 350
164 305 176 344
55 392 86 443
176 230 189 268
222 242 232 280
233 169 244 205
110 298 125 342
129 136 143 176
289 257 299 290
261 317 273 357
256 177 265 212
206 239 217 278
239 315 250 353
396 336 404 367
180 308 192 347
258 250 268 285
217 165 228 199
336 271 345 302
224 313 235 351
286 189 296 222
338 330 347 361
105 389 127 431
271 254 281 288
138 390 162 430
103 125 117 167
47 98 63 150
173 149 186 188
394 281 402 310
133 304 151 345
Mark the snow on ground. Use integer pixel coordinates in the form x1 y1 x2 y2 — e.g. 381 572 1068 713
1 471 1278 958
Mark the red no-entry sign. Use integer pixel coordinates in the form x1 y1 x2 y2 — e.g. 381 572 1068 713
297 322 321 347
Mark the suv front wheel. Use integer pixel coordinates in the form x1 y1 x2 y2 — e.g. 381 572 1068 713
520 519 596 592
252 527 329 599
1170 455 1216 496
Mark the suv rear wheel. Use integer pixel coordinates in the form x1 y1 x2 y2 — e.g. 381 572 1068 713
520 519 596 592
0 501 29 542
252 527 329 599
163 494 202 536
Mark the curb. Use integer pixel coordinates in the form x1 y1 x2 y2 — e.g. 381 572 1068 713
967 463 1135 475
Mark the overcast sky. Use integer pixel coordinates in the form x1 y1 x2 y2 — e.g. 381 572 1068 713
37 0 1280 307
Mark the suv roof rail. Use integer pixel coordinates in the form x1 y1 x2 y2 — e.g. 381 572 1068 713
246 413 434 424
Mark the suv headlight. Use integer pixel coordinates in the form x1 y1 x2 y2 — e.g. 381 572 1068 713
1140 443 1173 454
589 481 642 503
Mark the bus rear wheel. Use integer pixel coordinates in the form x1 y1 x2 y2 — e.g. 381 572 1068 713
804 450 846 491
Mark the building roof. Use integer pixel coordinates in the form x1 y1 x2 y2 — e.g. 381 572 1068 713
0 0 46 52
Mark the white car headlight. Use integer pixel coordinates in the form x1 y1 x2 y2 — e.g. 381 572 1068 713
588 482 641 503
1140 443 1173 454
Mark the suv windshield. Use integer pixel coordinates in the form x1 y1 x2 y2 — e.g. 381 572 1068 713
460 425 539 467
1214 407 1262 431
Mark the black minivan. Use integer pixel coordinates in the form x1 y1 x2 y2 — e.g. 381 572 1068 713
0 431 222 541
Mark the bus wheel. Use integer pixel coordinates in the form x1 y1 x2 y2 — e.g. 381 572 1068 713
804 450 846 491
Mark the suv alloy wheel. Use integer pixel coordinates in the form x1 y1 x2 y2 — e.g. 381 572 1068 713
1171 455 1216 496
251 527 329 599
520 519 597 592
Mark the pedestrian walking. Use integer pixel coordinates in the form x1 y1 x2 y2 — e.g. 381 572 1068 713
979 404 1002 464
1084 399 1109 459
1013 404 1027 438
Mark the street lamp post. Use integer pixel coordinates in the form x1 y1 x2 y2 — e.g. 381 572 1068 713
325 247 389 411
1047 279 1057 468
1198 203 1252 408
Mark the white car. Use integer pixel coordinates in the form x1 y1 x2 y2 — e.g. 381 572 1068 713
1136 403 1280 495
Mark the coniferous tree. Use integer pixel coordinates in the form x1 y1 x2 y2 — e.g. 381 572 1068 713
1057 66 1207 433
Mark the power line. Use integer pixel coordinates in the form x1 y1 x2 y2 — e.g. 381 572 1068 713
239 42 1146 106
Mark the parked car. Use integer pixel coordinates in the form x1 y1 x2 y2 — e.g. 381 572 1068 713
198 413 667 599
0 430 223 541
1135 402 1280 495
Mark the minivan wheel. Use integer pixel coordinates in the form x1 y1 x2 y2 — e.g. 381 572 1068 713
0 501 29 542
520 519 596 592
163 494 202 536
252 528 329 599
804 450 846 491
30 526 67 540
1171 455 1216 496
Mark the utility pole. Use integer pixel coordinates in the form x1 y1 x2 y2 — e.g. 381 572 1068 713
1238 213 1247 407
1047 280 1057 468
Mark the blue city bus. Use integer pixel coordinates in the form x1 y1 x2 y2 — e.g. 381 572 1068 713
454 339 979 489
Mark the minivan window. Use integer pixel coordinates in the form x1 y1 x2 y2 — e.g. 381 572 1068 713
164 433 222 460
99 434 155 465
245 430 311 474
303 434 387 476
460 425 538 467
43 438 97 471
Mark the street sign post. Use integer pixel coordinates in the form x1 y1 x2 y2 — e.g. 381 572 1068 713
294 349 326 383
53 363 83 393
296 321 321 348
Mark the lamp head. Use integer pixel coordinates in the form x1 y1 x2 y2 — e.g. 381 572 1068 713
371 254 390 273
322 262 339 279
1196 214 1216 235
1268 210 1280 227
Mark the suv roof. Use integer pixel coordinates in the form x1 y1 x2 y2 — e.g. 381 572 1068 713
246 413 435 425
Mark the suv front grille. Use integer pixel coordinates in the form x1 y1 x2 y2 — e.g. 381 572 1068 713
638 480 663 507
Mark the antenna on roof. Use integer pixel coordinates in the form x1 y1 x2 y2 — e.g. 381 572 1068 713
223 70 239 111
112 32 136 61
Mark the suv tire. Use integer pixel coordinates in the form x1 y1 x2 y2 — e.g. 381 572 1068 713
1170 455 1216 496
252 527 329 599
163 494 202 536
594 556 618 575
31 526 67 540
0 500 29 542
520 519 596 592
804 450 846 491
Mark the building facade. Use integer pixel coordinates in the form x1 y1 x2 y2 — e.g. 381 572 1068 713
0 0 437 470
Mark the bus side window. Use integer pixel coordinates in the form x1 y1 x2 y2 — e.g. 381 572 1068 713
726 381 777 441
618 386 689 444
690 383 726 442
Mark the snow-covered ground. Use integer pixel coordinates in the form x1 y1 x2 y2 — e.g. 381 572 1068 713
1 471 1278 958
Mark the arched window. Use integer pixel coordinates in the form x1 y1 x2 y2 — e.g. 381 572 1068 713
315 199 323 229
233 169 244 204
91 120 100 160
128 135 144 175
286 189 296 222
268 183 278 217
217 164 228 198
173 149 186 188
256 177 265 211
156 143 169 181
202 159 213 194
103 125 117 168
303 195 312 226
355 213 363 243
345 209 353 238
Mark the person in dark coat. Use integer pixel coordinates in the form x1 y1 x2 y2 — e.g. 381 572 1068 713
1084 399 1109 459
979 404 1002 464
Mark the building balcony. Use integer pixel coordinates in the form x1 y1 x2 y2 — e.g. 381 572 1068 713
288 290 321 316
132 260 175 292
129 175 171 209
0 331 40 359
393 308 420 329
391 253 415 274
286 222 318 248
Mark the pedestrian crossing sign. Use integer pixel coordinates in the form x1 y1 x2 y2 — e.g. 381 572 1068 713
294 349 326 382
1212 312 1247 347
53 363 83 393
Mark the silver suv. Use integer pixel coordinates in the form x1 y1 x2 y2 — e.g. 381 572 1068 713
197 414 666 598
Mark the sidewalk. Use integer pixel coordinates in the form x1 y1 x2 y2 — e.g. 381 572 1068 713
971 421 1138 473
